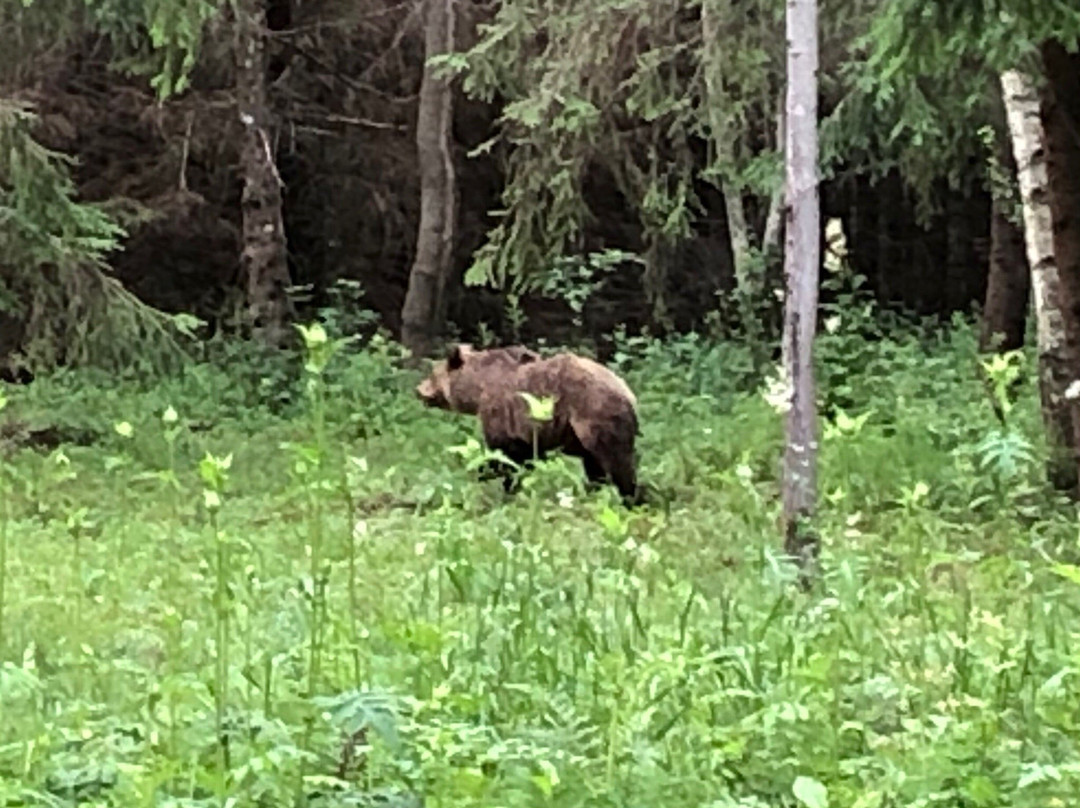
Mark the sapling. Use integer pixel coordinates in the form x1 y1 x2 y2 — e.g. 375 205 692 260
0 392 7 659
294 321 347 697
519 392 556 532
292 320 347 802
198 450 233 781
519 391 556 463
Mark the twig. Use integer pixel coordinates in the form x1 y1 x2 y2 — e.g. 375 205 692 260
179 111 194 191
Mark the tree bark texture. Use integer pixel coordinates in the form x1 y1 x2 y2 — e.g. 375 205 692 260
762 105 787 258
236 0 293 346
781 0 820 573
1000 67 1078 491
978 191 1029 354
1038 42 1080 493
401 0 457 360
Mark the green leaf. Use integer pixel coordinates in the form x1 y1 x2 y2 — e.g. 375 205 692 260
1051 563 1080 587
793 776 828 808
963 775 999 806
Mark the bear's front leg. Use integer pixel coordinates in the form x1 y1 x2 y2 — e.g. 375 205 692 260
478 438 534 494
477 457 520 492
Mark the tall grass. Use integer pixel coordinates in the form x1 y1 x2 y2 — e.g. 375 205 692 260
0 314 1078 808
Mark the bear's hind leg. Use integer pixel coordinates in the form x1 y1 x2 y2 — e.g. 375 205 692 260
581 453 607 490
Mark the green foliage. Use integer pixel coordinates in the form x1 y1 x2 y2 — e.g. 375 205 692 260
824 0 1080 220
1 322 1078 806
1 0 221 374
449 0 788 315
0 101 193 373
8 0 220 99
878 0 1080 74
0 102 124 274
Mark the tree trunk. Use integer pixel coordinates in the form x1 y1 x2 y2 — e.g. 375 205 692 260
701 0 755 298
401 0 457 361
875 176 893 301
1038 42 1080 494
1000 68 1078 491
781 0 820 578
236 0 293 346
944 190 978 313
978 190 1029 354
762 105 787 258
723 179 753 290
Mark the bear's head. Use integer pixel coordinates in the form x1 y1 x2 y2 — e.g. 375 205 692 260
416 343 539 414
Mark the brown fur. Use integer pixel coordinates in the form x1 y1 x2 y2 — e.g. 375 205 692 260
417 344 639 500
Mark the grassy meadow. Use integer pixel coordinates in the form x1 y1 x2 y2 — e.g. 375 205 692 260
2 309 1080 807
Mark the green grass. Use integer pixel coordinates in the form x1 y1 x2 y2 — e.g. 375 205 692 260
2 317 1079 808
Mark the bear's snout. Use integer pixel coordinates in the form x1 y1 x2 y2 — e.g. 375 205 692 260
416 378 445 407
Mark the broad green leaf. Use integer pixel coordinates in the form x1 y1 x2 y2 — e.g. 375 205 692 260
793 776 828 808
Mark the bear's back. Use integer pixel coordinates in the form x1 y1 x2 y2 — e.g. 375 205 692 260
543 353 636 408
505 353 635 416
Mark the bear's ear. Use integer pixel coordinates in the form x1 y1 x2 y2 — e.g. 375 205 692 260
447 343 469 370
515 348 539 365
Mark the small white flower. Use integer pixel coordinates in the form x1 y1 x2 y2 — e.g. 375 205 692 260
761 365 793 415
1065 379 1080 401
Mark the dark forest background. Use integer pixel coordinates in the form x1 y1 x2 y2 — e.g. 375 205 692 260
5 0 1052 370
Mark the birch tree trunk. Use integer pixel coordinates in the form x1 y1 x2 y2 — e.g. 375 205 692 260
401 0 457 360
236 0 293 346
781 0 820 576
1038 42 1080 494
701 0 754 296
1000 68 1078 491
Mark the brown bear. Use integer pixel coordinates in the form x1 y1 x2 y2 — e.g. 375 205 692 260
416 343 639 501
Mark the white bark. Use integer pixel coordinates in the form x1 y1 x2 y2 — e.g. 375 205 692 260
701 0 753 291
781 0 820 573
762 104 786 256
1000 68 1075 486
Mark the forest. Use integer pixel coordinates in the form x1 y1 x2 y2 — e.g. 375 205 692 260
3 0 1080 805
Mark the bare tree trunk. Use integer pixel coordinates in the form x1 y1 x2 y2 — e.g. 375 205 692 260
762 105 787 257
401 0 457 361
1038 42 1080 494
701 0 754 296
236 0 293 346
1000 68 1078 491
781 0 820 579
723 177 753 287
978 192 1029 355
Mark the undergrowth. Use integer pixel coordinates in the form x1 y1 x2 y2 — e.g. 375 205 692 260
1 311 1079 808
